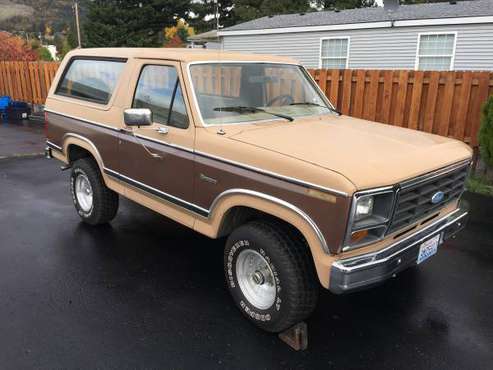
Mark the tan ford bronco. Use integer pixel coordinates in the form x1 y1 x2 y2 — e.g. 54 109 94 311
45 48 471 333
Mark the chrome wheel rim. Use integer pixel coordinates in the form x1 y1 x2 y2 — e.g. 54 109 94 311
75 173 93 212
236 249 276 310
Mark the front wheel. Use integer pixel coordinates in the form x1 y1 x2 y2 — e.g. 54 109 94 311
224 221 319 333
70 158 119 225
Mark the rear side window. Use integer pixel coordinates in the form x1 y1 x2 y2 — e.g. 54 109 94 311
56 58 125 104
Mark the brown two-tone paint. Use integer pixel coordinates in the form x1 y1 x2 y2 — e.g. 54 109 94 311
46 110 351 253
44 47 473 289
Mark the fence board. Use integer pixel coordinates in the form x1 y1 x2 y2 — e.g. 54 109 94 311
394 70 409 127
439 71 456 137
329 69 339 106
423 72 440 134
408 71 424 130
353 70 366 118
341 69 352 115
455 72 472 141
381 70 393 124
1 61 492 148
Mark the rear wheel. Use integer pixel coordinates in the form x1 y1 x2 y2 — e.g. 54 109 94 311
224 221 319 333
70 158 119 225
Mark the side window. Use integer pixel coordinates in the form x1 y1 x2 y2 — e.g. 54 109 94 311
56 58 125 104
132 65 189 129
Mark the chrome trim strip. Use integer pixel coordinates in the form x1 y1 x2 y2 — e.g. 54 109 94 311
399 159 471 190
208 188 330 253
45 109 121 132
46 140 62 151
134 133 194 154
195 150 348 197
49 112 336 252
103 167 330 253
333 208 467 273
104 167 210 217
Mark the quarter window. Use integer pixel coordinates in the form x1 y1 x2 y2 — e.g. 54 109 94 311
320 38 349 69
416 33 456 71
132 65 189 129
56 58 125 104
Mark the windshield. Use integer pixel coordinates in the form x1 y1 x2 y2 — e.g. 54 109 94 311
189 63 334 125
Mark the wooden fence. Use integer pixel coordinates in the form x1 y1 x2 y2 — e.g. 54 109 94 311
1 61 492 148
308 69 493 148
0 61 59 105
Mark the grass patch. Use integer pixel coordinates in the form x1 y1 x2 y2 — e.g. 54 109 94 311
466 175 493 197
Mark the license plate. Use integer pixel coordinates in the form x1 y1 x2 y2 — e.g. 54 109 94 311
417 234 441 264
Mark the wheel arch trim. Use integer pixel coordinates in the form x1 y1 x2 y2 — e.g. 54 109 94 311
206 188 330 254
62 133 105 170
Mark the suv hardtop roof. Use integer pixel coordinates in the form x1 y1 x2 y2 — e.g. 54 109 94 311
65 48 299 64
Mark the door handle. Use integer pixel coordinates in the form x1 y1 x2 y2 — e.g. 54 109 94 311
156 127 169 135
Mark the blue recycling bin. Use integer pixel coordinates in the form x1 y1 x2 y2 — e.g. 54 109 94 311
0 96 11 116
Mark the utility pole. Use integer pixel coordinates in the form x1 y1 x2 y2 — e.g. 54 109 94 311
74 1 82 48
215 0 219 32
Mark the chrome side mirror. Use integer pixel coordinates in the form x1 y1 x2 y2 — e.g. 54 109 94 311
124 108 153 126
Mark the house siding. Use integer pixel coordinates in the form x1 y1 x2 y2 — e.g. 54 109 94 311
222 23 493 70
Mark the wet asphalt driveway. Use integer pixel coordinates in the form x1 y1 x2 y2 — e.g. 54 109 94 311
1 155 492 369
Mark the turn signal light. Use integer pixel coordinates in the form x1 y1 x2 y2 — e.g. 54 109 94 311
351 229 368 243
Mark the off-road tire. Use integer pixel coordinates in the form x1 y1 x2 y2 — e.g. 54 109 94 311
70 158 119 225
224 220 319 333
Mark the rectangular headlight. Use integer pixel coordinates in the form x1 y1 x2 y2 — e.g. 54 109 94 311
343 187 395 251
354 195 374 221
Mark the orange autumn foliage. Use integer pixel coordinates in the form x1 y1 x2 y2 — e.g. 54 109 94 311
0 32 37 61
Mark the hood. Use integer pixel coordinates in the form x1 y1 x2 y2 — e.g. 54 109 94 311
228 115 472 190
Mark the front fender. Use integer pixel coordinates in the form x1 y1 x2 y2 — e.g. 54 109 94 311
194 189 337 288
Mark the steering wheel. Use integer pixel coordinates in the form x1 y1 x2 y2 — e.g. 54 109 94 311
267 94 294 107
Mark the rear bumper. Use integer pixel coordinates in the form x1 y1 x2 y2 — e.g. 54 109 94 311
45 146 53 159
329 205 468 294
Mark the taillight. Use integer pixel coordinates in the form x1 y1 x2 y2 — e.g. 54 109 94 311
44 111 48 138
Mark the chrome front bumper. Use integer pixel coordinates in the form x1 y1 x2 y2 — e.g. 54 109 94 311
329 206 469 294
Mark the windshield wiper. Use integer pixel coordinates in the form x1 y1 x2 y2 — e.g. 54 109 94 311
213 106 294 122
289 102 341 115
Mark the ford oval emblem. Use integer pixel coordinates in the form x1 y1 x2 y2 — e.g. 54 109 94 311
431 191 445 204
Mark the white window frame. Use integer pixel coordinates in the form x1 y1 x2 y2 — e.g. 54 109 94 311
414 31 457 71
319 36 350 69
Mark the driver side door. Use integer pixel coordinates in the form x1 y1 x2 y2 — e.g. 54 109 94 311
117 60 196 226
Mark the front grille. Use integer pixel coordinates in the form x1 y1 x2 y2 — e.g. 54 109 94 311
387 162 469 234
